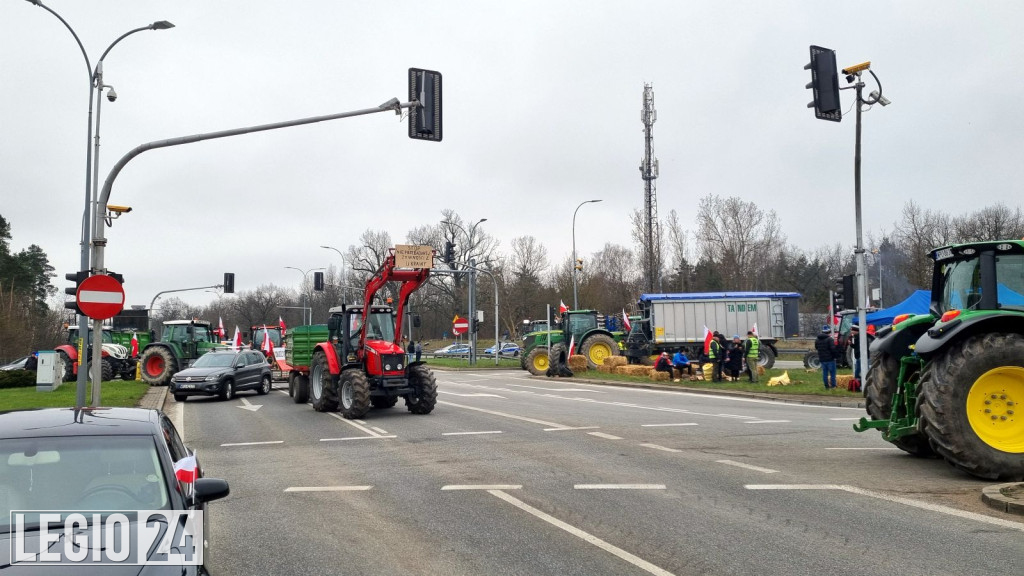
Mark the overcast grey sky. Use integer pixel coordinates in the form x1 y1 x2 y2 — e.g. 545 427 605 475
2 1 1022 309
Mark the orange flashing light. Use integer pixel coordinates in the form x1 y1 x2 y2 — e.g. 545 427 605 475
892 314 911 326
940 310 961 323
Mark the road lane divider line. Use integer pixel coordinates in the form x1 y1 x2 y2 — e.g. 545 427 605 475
284 486 373 492
744 484 1024 532
829 417 861 421
824 447 900 450
507 384 605 393
370 426 388 434
639 443 682 453
326 412 386 437
716 460 779 474
641 423 699 427
487 489 676 576
438 391 508 398
743 420 791 424
220 441 285 447
574 484 666 490
320 436 397 441
588 432 623 440
439 400 568 428
442 431 503 436
442 484 522 491
545 426 600 432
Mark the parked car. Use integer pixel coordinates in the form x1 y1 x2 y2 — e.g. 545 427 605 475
484 342 521 357
433 343 472 356
170 349 272 402
0 407 229 571
0 356 29 371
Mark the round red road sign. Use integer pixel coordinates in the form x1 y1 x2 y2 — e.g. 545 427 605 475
77 274 125 320
452 316 469 336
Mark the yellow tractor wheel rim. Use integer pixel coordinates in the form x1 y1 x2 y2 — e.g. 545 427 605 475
588 342 613 365
966 366 1024 453
533 353 550 371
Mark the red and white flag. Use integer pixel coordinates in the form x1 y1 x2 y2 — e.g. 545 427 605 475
217 316 226 339
703 325 713 355
559 300 568 314
568 334 576 357
621 309 632 332
173 454 198 484
261 325 273 355
278 315 287 337
130 331 139 357
232 326 243 350
750 323 758 336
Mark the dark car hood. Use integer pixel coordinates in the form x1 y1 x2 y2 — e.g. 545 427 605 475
174 366 229 379
1 527 199 574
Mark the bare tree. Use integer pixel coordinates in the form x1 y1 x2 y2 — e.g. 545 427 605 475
629 207 664 292
695 195 784 290
891 200 953 288
951 203 1024 242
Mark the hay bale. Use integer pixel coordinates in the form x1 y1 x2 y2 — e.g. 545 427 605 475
836 374 854 387
650 370 670 382
597 365 614 374
604 356 628 368
568 355 588 372
616 365 651 376
757 365 766 376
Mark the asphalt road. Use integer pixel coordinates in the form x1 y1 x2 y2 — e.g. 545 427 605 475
170 370 1024 576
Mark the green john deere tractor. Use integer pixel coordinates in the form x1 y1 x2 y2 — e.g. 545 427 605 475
856 240 1024 480
139 320 221 386
521 310 624 375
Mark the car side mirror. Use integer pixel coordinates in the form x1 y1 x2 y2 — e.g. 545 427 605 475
192 477 230 503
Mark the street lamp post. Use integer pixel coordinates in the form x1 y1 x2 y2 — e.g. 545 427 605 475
25 0 173 408
572 199 602 310
443 218 487 364
320 245 348 303
285 267 324 325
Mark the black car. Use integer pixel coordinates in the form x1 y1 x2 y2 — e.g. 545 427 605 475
0 407 229 573
170 349 272 402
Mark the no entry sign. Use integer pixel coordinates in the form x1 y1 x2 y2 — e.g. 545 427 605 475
452 315 469 336
77 274 125 320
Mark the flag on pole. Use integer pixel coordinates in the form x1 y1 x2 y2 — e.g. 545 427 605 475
703 325 713 355
173 454 198 484
217 317 225 339
568 334 576 357
622 309 632 332
278 315 287 337
750 323 758 336
559 300 568 314
261 325 273 355
130 331 139 357
232 326 243 350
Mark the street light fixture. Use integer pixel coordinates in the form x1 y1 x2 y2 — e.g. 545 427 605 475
24 0 173 408
320 245 349 303
285 267 324 325
572 199 602 310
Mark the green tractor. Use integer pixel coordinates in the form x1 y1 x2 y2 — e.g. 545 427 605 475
856 240 1024 480
521 310 624 375
139 320 222 386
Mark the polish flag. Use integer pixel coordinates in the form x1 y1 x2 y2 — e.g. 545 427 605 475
261 325 273 355
568 334 576 357
173 454 198 484
621 309 632 332
232 326 243 350
703 325 713 355
217 317 226 339
750 323 759 336
130 331 139 357
559 300 568 314
278 316 287 337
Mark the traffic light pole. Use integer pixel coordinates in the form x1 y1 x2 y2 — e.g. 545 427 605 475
430 265 500 366
852 77 870 380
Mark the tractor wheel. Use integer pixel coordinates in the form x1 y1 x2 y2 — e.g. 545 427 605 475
405 364 437 415
292 374 310 404
257 374 272 395
140 347 176 387
57 351 75 382
219 379 235 401
581 335 617 369
339 370 371 419
174 394 188 402
311 352 339 412
918 333 1024 480
86 359 114 383
757 347 776 369
519 352 528 370
864 352 935 457
524 347 550 376
120 369 136 381
803 351 820 370
371 396 399 409
287 372 296 397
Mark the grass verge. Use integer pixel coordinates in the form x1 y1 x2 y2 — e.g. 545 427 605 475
574 367 862 397
425 357 522 369
0 380 150 412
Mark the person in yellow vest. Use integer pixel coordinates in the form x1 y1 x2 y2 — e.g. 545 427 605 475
709 332 724 382
744 330 760 383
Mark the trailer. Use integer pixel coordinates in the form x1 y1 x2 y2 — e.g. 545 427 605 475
624 292 801 368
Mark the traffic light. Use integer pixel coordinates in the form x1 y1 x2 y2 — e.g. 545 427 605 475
107 271 124 284
64 271 89 313
313 271 325 291
444 241 455 265
833 274 855 311
574 258 584 272
408 68 442 142
223 272 235 294
805 45 842 122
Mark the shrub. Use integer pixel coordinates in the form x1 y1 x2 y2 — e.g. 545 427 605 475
0 370 37 389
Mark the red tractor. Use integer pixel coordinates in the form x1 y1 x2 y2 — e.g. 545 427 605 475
289 249 436 419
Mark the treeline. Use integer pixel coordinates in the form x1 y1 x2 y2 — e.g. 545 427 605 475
0 215 61 361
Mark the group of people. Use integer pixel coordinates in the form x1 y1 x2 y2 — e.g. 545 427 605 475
653 349 694 382
653 330 761 383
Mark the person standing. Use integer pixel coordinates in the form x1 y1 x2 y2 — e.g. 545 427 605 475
709 332 724 382
744 330 760 383
815 325 839 389
414 341 422 362
849 324 863 381
725 335 744 380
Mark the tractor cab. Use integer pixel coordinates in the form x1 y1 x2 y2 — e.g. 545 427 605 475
326 304 402 369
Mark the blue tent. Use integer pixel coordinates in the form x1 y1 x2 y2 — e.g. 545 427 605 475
865 290 931 326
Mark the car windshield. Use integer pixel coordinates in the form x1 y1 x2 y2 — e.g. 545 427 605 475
0 435 171 530
192 353 236 368
364 312 395 342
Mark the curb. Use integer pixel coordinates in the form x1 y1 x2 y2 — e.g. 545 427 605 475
136 385 168 412
981 483 1024 515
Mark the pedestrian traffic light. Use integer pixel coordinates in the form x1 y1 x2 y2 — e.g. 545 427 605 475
805 45 842 122
64 271 89 313
223 272 235 294
574 258 584 271
313 271 324 291
408 68 442 142
444 241 455 265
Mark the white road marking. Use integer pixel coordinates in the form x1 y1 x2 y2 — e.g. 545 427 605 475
574 484 666 490
237 398 262 412
716 460 779 474
641 423 699 427
438 391 507 398
439 400 568 428
320 435 397 441
284 486 373 492
442 484 522 491
743 420 791 424
442 431 503 436
220 441 284 447
745 484 1024 532
639 443 682 453
327 412 387 437
488 489 676 576
825 447 899 451
588 432 623 440
544 426 600 432
507 384 605 393
370 426 388 434
830 417 862 421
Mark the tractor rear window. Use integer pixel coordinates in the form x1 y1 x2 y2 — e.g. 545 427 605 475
996 254 1024 311
940 254 1024 312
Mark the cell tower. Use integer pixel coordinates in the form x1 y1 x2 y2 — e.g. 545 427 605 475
639 83 660 293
